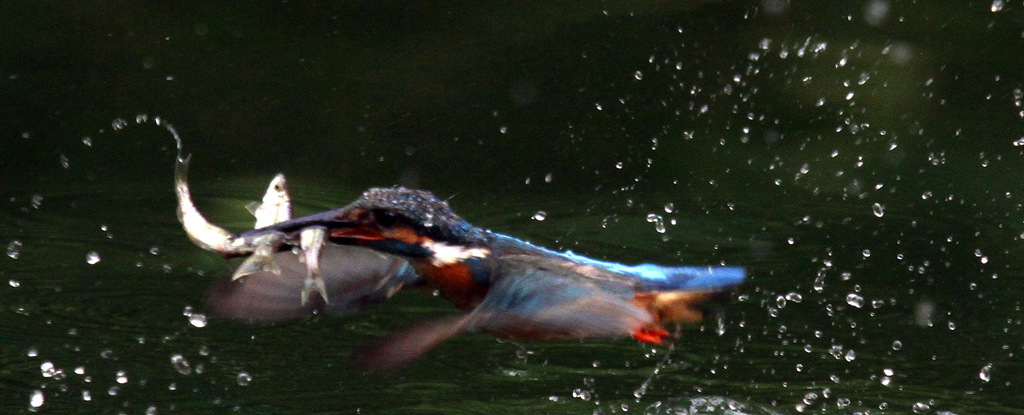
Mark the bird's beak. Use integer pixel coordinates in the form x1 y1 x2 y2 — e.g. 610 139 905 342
238 205 385 243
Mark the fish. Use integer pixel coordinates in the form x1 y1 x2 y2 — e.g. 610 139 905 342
299 225 330 305
174 154 362 307
231 173 292 281
246 174 291 228
174 155 250 255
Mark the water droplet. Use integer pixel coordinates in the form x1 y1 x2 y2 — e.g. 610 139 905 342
9 280 20 287
188 313 208 328
40 362 57 377
979 363 992 382
663 203 675 213
846 293 864 308
59 154 70 169
891 340 903 350
26 348 38 357
149 246 161 255
991 0 1004 12
7 240 23 259
844 349 856 362
499 126 507 134
786 292 803 302
912 402 930 413
634 70 643 80
237 372 252 386
170 354 192 375
115 370 128 384
646 214 666 234
81 390 92 401
86 251 101 265
812 273 826 293
544 173 553 183
30 195 43 209
532 211 547 221
29 390 44 408
82 136 93 147
871 203 885 217
862 249 871 258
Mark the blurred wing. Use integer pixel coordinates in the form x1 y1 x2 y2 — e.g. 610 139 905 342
472 256 654 340
356 314 475 371
356 257 656 370
207 244 419 323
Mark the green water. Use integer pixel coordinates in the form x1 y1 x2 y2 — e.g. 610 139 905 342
4 1 1024 414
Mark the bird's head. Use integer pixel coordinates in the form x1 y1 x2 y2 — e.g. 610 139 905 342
249 187 489 265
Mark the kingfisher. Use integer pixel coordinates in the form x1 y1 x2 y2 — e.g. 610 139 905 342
233 187 745 369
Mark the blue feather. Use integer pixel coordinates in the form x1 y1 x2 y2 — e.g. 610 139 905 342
558 251 745 291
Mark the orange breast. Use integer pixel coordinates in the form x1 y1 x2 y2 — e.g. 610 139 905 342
414 262 488 310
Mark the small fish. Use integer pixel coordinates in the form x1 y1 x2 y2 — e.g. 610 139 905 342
231 174 292 281
246 174 291 228
175 155 249 255
299 226 329 304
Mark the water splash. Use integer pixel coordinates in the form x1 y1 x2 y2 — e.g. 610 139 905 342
979 363 993 382
170 354 192 375
237 372 252 386
29 390 44 409
871 203 885 217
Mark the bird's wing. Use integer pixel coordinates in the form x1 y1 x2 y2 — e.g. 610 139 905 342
356 255 655 370
206 244 419 323
472 255 654 340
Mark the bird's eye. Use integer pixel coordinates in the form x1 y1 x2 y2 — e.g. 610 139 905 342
372 209 399 227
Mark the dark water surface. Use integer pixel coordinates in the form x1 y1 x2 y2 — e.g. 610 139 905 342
4 2 1024 414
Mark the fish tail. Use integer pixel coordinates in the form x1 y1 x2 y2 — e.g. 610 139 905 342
232 254 281 281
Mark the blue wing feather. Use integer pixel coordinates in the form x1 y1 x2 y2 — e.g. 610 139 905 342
489 234 745 291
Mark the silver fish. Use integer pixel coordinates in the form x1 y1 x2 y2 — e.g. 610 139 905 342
299 226 329 305
174 153 337 305
231 174 292 281
246 174 291 228
175 155 250 255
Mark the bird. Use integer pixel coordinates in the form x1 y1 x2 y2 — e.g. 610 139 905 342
233 187 745 369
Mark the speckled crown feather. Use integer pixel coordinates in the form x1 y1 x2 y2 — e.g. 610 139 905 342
351 187 480 243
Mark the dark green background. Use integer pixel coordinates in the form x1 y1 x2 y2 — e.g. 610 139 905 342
3 1 1024 414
